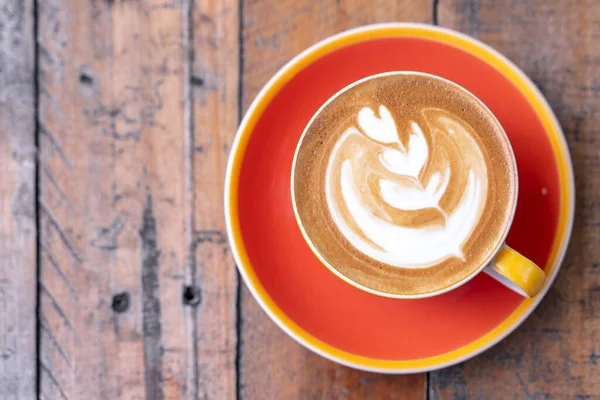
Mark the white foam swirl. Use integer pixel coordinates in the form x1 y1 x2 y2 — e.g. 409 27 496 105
325 106 488 268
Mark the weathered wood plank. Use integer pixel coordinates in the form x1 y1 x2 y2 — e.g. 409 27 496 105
431 1 600 398
189 0 239 398
38 1 195 399
0 0 37 399
240 1 431 398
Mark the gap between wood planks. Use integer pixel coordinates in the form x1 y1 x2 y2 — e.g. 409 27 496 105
235 0 245 398
34 0 41 396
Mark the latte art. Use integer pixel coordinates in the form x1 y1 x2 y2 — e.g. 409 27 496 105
292 73 517 295
325 106 488 268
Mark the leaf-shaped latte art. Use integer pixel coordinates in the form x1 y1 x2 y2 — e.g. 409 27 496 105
325 106 488 268
379 168 450 212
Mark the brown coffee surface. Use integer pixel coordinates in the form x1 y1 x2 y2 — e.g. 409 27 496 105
292 73 517 295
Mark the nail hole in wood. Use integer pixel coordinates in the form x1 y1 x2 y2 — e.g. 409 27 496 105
112 292 130 313
80 72 94 85
190 76 204 87
183 285 202 307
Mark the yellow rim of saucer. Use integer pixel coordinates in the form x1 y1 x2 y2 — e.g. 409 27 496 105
224 23 575 373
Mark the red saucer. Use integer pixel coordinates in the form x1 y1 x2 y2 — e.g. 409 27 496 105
226 24 574 371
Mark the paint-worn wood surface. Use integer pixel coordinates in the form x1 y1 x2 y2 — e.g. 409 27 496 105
37 0 237 399
1 0 599 398
190 0 239 398
0 0 36 399
39 0 190 398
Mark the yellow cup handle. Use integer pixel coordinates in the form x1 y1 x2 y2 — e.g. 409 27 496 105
483 246 546 298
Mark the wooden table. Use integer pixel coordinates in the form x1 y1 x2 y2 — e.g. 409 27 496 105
1 0 598 399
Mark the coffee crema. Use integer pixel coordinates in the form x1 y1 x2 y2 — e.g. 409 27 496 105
292 73 517 295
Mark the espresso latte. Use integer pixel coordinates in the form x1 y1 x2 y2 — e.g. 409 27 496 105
292 72 517 296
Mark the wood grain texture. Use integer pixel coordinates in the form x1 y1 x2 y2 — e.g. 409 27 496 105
240 1 431 398
189 0 239 398
431 1 600 399
0 0 36 399
38 0 196 398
